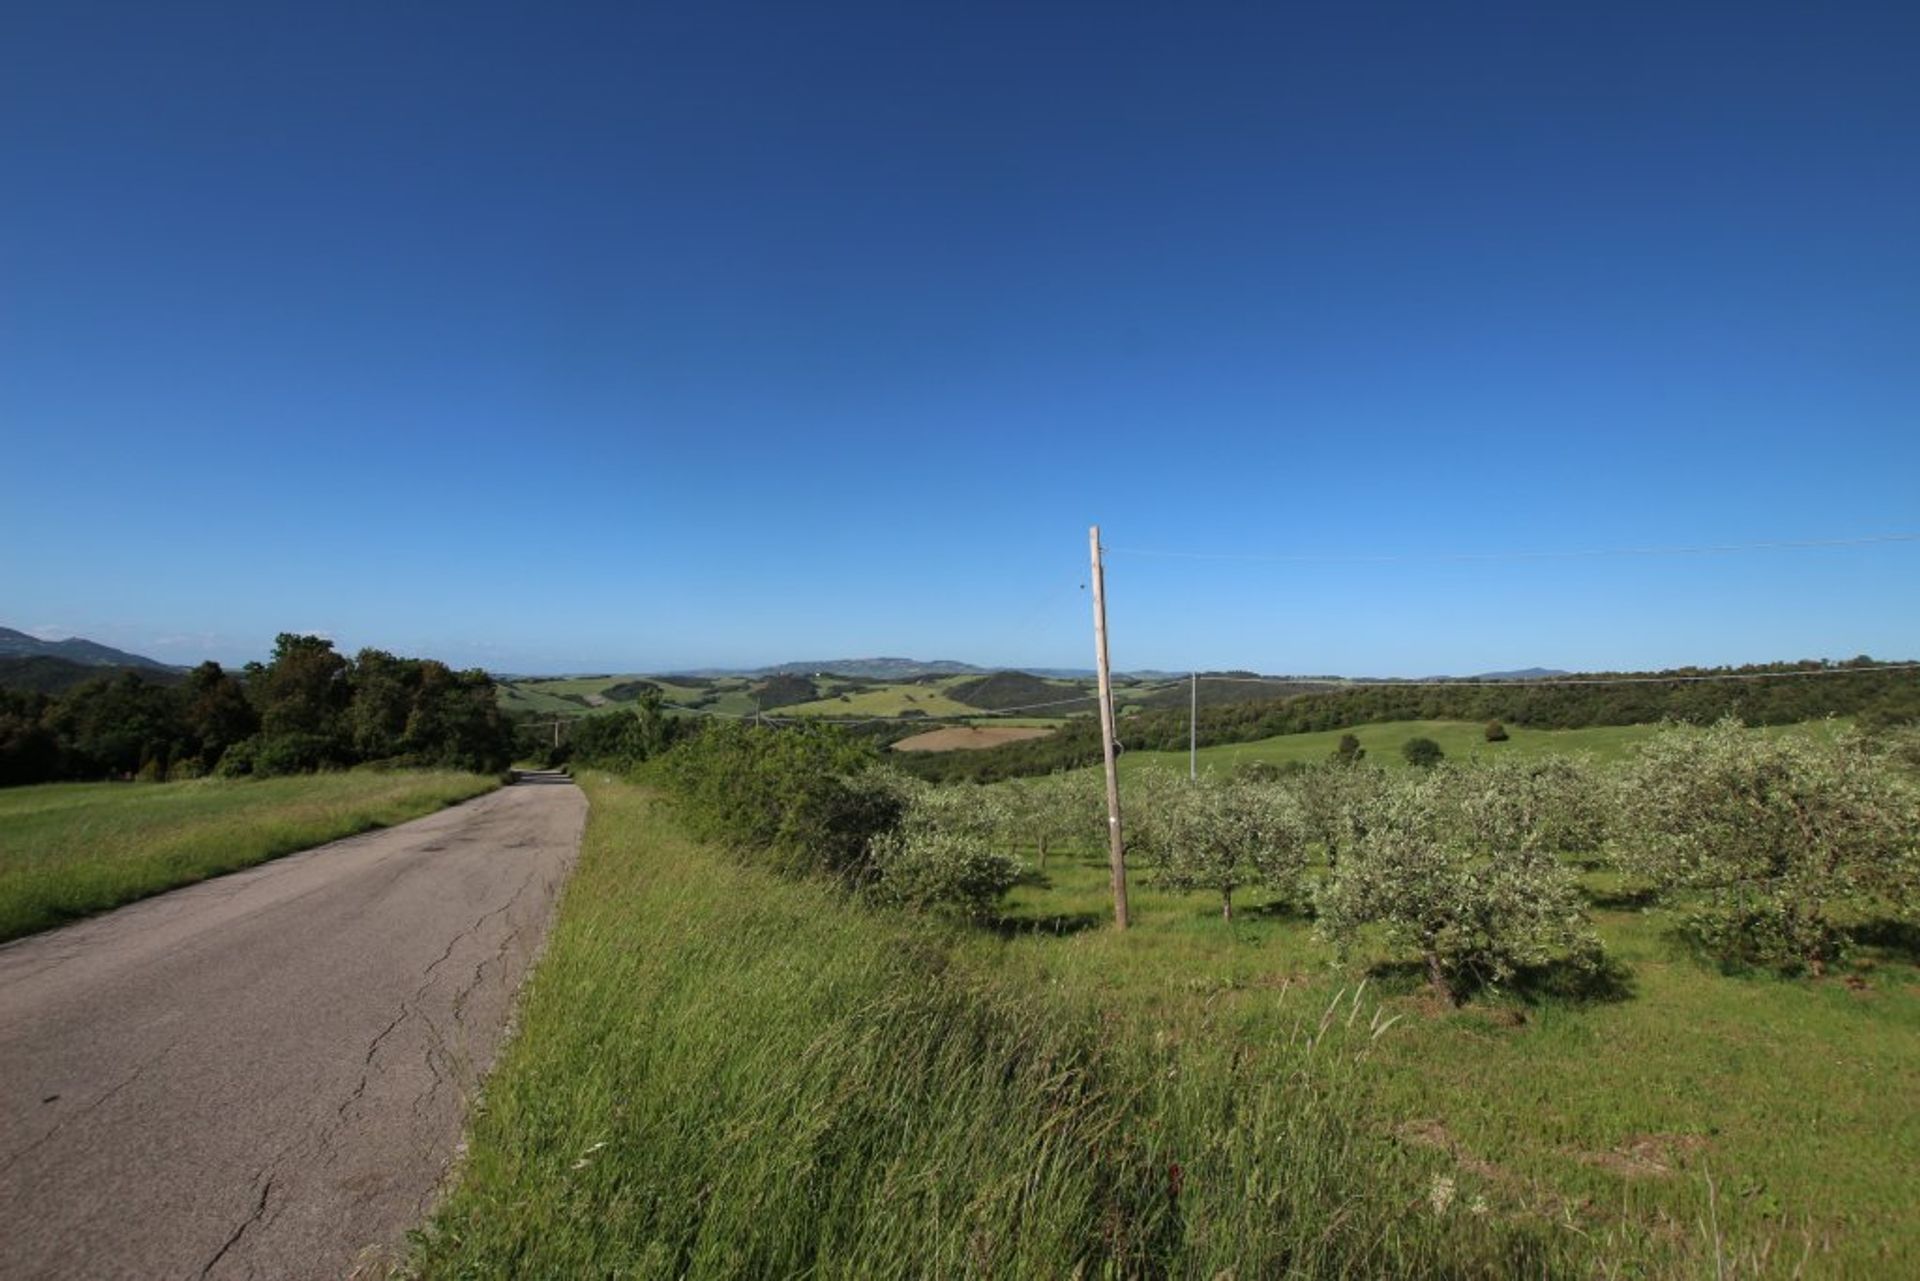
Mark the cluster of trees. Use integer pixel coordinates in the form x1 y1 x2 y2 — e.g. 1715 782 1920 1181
588 711 1918 993
894 660 1920 784
1096 726 1917 995
0 633 514 786
638 721 1084 919
554 691 692 770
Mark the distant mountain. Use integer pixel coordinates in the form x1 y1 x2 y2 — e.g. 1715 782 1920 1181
1471 667 1571 681
0 627 173 671
676 658 989 680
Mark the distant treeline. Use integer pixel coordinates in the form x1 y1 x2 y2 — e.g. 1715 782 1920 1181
895 659 1920 783
0 633 514 786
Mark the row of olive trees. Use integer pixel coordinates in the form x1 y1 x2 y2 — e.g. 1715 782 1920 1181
901 719 1918 999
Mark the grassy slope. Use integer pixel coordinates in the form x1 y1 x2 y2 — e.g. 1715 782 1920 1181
974 846 1919 1275
768 677 982 719
413 778 1578 1278
0 771 500 942
1120 719 1663 775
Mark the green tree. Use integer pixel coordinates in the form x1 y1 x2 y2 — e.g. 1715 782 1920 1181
1614 720 1920 972
1332 733 1365 765
1315 764 1604 1002
180 661 257 770
1149 775 1310 921
254 633 351 750
1484 720 1509 742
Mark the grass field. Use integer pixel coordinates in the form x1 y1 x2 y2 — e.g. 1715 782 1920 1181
0 771 500 942
973 842 1920 1276
411 777 1580 1277
1115 718 1860 777
769 680 983 718
1120 719 1661 774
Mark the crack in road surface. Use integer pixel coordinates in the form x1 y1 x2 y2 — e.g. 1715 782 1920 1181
0 772 585 1280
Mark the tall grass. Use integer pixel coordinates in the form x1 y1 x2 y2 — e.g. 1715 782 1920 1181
410 777 1583 1277
0 770 499 941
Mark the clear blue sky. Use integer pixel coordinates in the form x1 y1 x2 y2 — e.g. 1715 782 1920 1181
3 2 1915 675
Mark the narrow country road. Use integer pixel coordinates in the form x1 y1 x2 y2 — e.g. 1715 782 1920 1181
0 772 587 1280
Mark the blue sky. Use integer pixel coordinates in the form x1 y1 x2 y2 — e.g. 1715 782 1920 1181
3 2 1915 675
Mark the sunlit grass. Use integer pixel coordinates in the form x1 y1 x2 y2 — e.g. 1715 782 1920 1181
410 777 1584 1278
0 771 500 941
976 842 1920 1275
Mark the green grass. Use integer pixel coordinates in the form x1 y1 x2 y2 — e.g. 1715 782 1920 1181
412 777 1585 1278
1120 717 1852 777
1120 719 1664 775
0 771 500 942
769 680 983 719
968 842 1920 1275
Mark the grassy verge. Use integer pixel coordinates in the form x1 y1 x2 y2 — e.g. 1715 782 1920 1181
411 775 1592 1277
0 770 500 942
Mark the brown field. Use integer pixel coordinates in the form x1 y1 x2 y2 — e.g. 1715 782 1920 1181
889 725 1055 753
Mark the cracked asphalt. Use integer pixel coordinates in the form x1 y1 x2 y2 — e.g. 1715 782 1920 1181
0 771 585 1280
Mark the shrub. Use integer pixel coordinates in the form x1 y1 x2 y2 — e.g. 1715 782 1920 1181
1331 733 1364 765
1484 720 1509 742
869 826 1021 919
1316 764 1604 1002
1614 719 1920 973
658 722 902 883
1401 737 1444 768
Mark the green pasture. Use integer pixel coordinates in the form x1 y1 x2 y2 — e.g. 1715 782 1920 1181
0 770 500 942
967 840 1920 1276
769 681 983 719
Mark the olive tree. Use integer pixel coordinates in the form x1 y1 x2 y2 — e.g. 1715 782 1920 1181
1315 764 1604 1003
859 770 1023 918
1149 775 1311 921
1295 762 1389 869
1614 720 1920 972
1003 771 1108 869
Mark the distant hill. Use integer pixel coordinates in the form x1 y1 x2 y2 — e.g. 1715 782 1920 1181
0 655 186 695
0 626 174 671
948 671 1098 714
1471 667 1571 681
674 658 987 680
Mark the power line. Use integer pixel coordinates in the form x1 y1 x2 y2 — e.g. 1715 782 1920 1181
1107 532 1920 565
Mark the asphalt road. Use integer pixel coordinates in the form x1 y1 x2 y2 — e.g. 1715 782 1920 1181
0 772 586 1280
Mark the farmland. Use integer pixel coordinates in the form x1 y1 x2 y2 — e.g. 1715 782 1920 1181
0 771 501 942
421 716 1920 1275
892 725 1055 752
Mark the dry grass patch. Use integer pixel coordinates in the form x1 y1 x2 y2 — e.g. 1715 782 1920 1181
891 725 1054 752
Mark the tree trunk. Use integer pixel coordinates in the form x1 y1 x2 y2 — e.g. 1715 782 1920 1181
1037 835 1049 871
1425 951 1457 1004
1222 889 1233 922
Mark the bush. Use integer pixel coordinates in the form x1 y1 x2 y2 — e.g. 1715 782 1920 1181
659 722 901 884
1484 720 1509 742
1316 764 1604 1002
1401 737 1444 768
869 826 1021 919
1331 733 1364 765
1614 719 1920 973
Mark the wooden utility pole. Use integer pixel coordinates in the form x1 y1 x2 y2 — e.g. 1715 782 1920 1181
1089 525 1130 930
1190 671 1198 781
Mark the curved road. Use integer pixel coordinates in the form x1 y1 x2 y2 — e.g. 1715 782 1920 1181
0 772 586 1280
